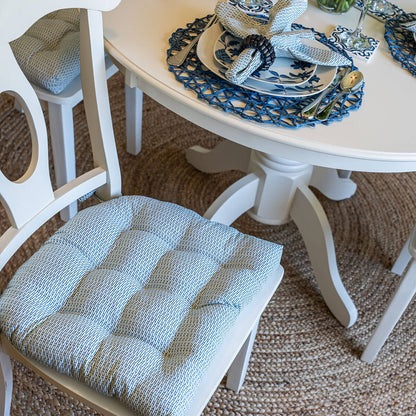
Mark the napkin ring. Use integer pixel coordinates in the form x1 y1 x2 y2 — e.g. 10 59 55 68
240 34 276 71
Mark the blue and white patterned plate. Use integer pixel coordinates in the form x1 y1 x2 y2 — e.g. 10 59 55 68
197 22 337 98
214 30 317 86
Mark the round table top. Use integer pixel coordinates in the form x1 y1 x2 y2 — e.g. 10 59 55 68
103 0 416 172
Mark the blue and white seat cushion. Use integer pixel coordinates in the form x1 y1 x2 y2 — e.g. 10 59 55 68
10 9 80 94
0 196 283 416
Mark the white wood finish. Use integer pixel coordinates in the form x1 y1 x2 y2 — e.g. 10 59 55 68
362 228 416 362
42 57 118 221
0 43 55 229
361 259 416 363
103 0 416 173
196 149 357 327
247 153 313 225
186 141 251 173
0 348 12 416
392 234 412 275
310 167 357 201
48 102 78 221
226 319 260 393
204 173 260 225
80 9 121 200
291 184 357 327
125 83 143 155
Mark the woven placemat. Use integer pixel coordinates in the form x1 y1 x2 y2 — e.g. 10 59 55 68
385 12 416 77
167 15 364 129
1 73 416 415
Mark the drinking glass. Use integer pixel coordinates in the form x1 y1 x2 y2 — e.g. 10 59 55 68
368 0 394 15
338 0 372 50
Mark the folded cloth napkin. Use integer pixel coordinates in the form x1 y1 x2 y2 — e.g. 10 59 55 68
403 20 416 33
215 0 351 85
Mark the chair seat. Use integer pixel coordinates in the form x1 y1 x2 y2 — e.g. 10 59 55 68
10 9 80 94
0 196 282 416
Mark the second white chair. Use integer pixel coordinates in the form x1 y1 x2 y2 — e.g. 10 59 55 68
10 9 141 221
361 226 416 363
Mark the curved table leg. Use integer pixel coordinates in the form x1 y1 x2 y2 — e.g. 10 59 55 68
204 173 260 225
194 149 357 327
310 167 357 201
290 184 358 328
186 141 251 173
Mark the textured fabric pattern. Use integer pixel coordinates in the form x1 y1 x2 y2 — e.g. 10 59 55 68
215 0 350 84
0 196 283 416
10 9 80 94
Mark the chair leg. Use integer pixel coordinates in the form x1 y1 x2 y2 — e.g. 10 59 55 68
48 102 78 221
392 235 412 275
361 259 416 363
125 84 142 155
13 97 24 113
226 319 259 393
0 347 12 416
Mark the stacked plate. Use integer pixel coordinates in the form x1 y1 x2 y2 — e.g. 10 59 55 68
197 22 338 98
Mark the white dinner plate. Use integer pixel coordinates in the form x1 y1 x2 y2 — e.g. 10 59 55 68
214 30 317 86
197 22 337 98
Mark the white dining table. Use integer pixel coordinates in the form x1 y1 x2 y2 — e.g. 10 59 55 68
103 0 416 328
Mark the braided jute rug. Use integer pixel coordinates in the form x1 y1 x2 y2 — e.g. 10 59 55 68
1 72 415 416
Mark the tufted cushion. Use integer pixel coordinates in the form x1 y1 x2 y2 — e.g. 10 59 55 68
10 9 80 94
0 196 283 416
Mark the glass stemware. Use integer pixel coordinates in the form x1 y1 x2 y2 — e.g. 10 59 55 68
368 0 394 15
338 0 372 50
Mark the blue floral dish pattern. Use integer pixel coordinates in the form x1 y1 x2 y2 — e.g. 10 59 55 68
200 21 337 98
214 31 317 86
385 12 416 77
227 0 273 20
167 15 363 129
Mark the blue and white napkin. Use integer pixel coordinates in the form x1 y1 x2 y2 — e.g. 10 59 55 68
215 0 350 84
403 21 416 33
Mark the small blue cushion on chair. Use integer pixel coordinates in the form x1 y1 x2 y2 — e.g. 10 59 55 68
0 196 283 416
10 9 80 94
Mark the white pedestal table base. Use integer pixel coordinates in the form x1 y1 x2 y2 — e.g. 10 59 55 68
186 141 358 328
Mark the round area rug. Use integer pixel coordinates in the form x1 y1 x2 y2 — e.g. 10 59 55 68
0 72 415 415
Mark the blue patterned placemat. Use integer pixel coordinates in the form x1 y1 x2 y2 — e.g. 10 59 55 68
167 15 364 129
385 13 416 77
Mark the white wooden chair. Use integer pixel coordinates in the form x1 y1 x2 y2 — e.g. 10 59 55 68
361 226 416 363
10 9 141 222
10 9 118 222
0 1 284 414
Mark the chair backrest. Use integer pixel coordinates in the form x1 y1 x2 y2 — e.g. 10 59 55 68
0 0 122 269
